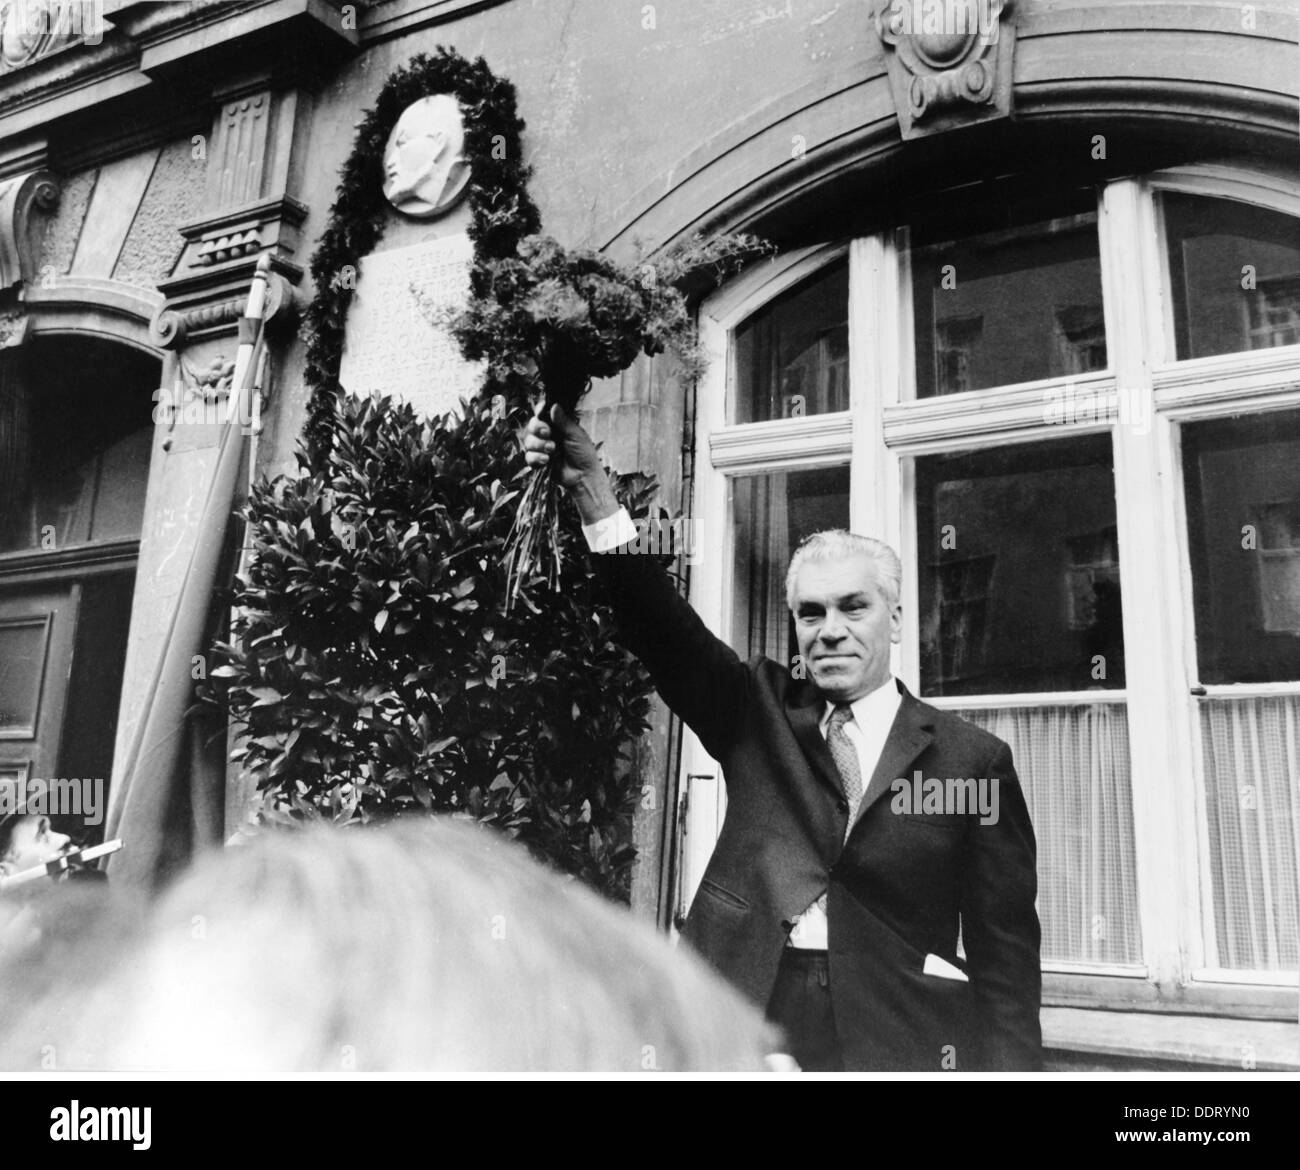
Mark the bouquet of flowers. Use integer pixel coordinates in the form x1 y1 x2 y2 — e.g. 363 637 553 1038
454 232 769 606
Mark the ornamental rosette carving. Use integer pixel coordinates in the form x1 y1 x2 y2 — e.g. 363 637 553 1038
873 0 1016 139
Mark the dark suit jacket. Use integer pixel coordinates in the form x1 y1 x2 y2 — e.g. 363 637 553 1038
594 545 1042 1071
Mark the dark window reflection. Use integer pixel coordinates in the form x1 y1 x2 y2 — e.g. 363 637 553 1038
0 340 155 554
734 262 849 424
0 617 45 732
1164 193 1300 361
916 434 1124 696
913 213 1106 397
1182 408 1300 684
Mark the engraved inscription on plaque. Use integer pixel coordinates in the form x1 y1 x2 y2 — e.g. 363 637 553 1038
339 233 484 421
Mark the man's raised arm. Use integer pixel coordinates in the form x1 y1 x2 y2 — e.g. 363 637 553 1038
522 405 751 760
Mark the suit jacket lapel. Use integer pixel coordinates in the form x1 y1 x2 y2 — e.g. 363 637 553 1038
855 684 934 825
785 683 846 801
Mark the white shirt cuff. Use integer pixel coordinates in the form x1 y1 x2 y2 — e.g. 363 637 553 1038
582 508 638 552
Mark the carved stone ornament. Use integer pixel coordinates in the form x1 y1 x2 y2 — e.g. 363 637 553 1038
151 265 294 350
873 0 1016 140
179 353 236 401
155 351 242 435
0 169 59 291
0 0 84 74
382 95 472 219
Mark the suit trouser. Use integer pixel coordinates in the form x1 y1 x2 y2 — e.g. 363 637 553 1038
765 948 843 1072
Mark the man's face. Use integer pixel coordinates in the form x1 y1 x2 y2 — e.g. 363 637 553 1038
382 96 464 207
1 815 71 875
791 554 902 702
383 119 448 194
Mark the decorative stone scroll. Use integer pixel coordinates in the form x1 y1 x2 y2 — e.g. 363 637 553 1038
0 169 59 290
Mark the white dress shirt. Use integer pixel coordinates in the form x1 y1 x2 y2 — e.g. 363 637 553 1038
580 509 902 950
784 678 902 949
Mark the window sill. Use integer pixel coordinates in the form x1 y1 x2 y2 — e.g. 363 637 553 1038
1042 1007 1300 1071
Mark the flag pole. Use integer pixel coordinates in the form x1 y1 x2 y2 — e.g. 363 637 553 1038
104 255 273 889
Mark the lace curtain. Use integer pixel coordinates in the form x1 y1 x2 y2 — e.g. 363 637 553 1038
1200 693 1300 971
952 703 1143 967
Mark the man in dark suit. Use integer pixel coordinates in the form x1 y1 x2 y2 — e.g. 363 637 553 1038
523 406 1042 1072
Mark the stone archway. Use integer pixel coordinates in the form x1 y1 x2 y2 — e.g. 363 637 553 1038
0 320 162 847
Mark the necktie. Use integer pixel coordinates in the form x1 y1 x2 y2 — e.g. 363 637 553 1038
811 703 866 920
828 702 864 836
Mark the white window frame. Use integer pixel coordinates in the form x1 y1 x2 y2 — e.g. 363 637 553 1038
1144 166 1300 996
678 167 1300 1020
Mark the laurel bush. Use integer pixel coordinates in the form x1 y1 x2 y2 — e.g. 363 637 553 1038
203 393 665 900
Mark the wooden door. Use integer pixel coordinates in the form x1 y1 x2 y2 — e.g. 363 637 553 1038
0 583 80 791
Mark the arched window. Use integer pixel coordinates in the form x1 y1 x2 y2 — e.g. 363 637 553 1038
681 166 1299 1013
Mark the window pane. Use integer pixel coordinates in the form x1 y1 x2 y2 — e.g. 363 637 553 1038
0 341 155 554
915 434 1123 697
55 573 136 843
1164 193 1300 360
731 466 850 662
952 703 1142 966
0 617 48 734
734 262 848 424
912 213 1106 397
1181 411 1299 974
919 435 1138 970
1182 409 1300 685
88 429 153 542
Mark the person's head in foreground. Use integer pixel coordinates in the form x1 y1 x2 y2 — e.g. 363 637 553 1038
0 816 785 1072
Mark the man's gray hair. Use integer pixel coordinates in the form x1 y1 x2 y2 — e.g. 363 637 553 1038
785 530 903 610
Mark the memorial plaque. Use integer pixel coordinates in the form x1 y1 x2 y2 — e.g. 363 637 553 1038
339 233 484 420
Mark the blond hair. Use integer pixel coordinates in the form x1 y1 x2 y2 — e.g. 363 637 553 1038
0 818 780 1072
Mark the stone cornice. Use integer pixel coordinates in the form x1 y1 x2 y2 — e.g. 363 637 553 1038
0 29 143 142
20 273 163 352
359 0 512 45
128 0 359 83
104 0 266 46
0 0 357 150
